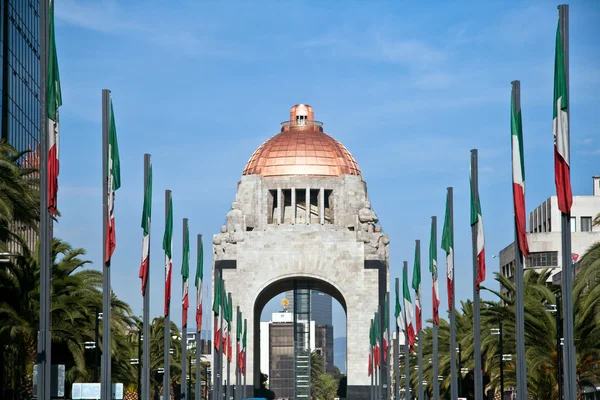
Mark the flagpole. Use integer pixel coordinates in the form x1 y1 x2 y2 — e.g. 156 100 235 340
432 216 439 400
164 190 172 400
386 292 391 400
226 292 232 400
37 0 51 398
403 261 410 400
142 154 152 400
511 81 528 400
470 149 483 400
243 318 247 400
376 307 381 400
219 279 224 400
416 240 424 400
182 218 189 400
101 89 112 400
370 317 374 400
195 234 202 400
394 278 399 400
235 306 240 400
557 5 576 400
446 187 457 400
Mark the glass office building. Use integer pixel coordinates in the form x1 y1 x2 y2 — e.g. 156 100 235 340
1 0 41 154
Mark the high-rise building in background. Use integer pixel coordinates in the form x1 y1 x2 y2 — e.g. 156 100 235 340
1 0 41 253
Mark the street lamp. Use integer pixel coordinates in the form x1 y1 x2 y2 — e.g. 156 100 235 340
491 324 504 399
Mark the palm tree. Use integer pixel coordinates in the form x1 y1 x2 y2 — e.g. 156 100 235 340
0 139 39 253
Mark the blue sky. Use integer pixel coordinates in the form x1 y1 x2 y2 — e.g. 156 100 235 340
53 1 600 342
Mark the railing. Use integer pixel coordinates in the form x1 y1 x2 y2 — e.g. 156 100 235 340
280 120 323 128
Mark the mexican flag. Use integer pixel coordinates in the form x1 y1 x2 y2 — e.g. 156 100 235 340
47 0 62 215
383 296 389 363
511 86 530 258
227 293 233 362
403 265 416 348
181 222 190 327
237 309 242 371
412 243 422 333
441 191 454 311
470 173 486 291
241 319 247 375
369 318 375 375
395 281 404 331
373 312 380 368
553 21 572 214
368 353 373 377
430 218 440 325
163 195 173 316
212 273 222 351
104 101 121 265
221 280 229 352
195 235 204 333
139 163 152 295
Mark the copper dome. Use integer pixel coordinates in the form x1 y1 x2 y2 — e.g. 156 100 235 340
242 105 362 178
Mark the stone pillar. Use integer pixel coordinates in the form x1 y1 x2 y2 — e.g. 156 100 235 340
291 187 296 225
277 187 282 225
319 187 325 225
306 187 310 224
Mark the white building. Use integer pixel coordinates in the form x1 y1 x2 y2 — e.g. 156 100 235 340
499 176 600 286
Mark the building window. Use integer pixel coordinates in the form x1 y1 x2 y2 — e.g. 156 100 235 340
571 217 576 232
581 217 592 232
526 251 559 268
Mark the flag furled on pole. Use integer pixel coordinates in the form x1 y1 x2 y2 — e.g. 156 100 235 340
163 195 173 316
104 102 121 264
369 319 375 373
241 318 247 375
441 192 454 310
139 164 152 295
221 281 229 351
395 281 404 331
412 242 422 333
195 236 204 332
212 273 222 350
383 296 389 363
511 88 530 258
470 174 486 291
47 0 62 215
553 22 572 214
403 266 416 348
373 312 380 368
181 221 190 327
227 295 233 362
237 309 242 370
430 219 440 325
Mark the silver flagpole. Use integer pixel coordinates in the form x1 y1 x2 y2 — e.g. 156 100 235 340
235 306 240 400
511 81 528 400
447 187 457 400
227 292 232 400
142 154 152 400
558 5 576 400
386 292 391 400
371 318 374 400
394 278 400 400
164 190 172 400
432 216 439 400
37 0 51 398
196 234 202 400
101 89 112 400
416 240 423 400
182 218 189 400
403 262 410 400
471 149 483 400
243 318 247 399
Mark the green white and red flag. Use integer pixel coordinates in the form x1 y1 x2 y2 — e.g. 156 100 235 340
430 219 440 325
104 101 121 265
441 192 454 310
241 319 247 375
163 195 173 316
403 265 416 348
227 294 233 362
470 173 486 291
369 319 375 374
181 222 190 327
373 311 380 368
212 273 222 350
221 280 229 352
237 309 242 370
553 21 572 214
139 163 152 295
511 87 530 257
195 236 204 333
412 243 422 333
395 280 404 331
47 0 62 215
383 296 389 363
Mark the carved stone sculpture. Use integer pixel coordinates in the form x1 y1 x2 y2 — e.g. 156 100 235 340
363 225 390 259
213 225 234 259
226 201 245 243
358 200 378 234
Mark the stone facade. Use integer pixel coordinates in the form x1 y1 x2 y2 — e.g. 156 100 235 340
213 173 389 398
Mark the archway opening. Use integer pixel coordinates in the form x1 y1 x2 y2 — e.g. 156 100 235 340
253 277 348 399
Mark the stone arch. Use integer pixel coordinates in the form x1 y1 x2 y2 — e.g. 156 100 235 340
252 274 348 390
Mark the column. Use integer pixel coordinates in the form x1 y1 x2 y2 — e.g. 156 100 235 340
306 187 310 224
291 187 296 225
319 187 325 225
277 187 282 225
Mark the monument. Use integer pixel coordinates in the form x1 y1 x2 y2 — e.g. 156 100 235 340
213 104 389 399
